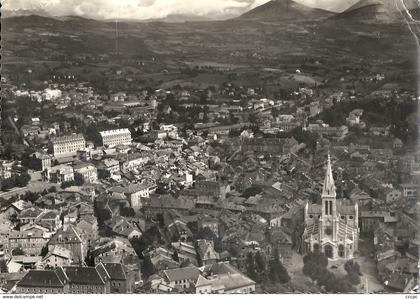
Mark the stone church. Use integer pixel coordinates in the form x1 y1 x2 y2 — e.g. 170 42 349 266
303 154 359 259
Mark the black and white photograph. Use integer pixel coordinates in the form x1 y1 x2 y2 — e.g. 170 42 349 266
0 0 419 295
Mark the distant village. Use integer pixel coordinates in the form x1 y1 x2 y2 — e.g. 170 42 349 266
0 71 418 294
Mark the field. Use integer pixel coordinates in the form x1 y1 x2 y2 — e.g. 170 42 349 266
1 12 419 96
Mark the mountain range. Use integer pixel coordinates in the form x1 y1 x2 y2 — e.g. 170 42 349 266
3 0 420 24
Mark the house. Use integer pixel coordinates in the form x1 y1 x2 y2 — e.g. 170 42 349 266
144 247 180 272
63 266 109 293
92 238 138 265
196 262 256 294
16 268 69 294
393 138 403 149
0 160 13 180
40 246 73 268
141 274 175 293
73 162 98 184
167 220 193 242
75 217 98 247
38 210 62 232
1 200 32 220
198 216 219 237
268 227 293 260
18 207 44 225
124 183 151 208
97 158 120 178
96 262 134 293
43 165 74 183
109 217 142 240
196 240 219 266
48 225 86 264
162 266 201 290
9 226 49 256
119 153 149 172
30 152 51 171
171 242 198 265
360 211 398 234
109 183 151 208
195 181 230 200
8 255 42 271
400 184 418 199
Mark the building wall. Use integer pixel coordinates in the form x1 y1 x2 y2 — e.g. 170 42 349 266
225 284 255 294
68 284 107 294
100 130 132 148
50 138 86 157
16 286 66 294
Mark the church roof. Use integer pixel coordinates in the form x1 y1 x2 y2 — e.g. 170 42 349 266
337 222 356 240
337 202 356 215
305 222 319 237
307 204 321 214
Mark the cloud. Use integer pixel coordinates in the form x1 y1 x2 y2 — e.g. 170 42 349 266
2 0 358 19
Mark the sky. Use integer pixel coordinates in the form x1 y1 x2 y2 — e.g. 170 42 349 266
2 0 359 20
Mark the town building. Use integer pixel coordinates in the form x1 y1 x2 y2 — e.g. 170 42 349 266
49 134 86 158
43 165 74 183
73 162 98 184
303 154 359 259
16 268 69 294
48 225 87 264
99 129 132 148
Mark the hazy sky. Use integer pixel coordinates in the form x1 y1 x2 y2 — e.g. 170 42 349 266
2 0 359 20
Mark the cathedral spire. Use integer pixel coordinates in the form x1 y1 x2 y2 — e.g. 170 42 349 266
322 152 336 197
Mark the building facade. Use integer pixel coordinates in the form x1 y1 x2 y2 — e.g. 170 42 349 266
99 129 132 148
49 134 86 157
303 154 359 259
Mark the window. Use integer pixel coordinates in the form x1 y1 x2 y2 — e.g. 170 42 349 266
325 227 332 236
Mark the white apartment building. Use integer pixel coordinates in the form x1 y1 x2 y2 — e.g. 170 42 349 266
99 129 132 148
42 165 74 183
49 134 86 157
73 163 98 184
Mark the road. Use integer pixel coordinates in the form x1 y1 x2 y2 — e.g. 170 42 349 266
0 170 59 199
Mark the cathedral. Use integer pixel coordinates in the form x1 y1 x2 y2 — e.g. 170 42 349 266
303 154 359 259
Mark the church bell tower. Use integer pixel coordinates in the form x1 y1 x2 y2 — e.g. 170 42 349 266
320 153 339 242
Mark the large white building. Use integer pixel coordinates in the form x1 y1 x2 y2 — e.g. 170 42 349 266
49 134 86 158
99 129 132 148
303 154 359 259
73 162 98 184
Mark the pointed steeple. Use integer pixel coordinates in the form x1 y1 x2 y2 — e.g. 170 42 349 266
322 152 336 197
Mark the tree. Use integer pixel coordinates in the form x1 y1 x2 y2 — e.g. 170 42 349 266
242 186 263 198
0 259 8 273
156 213 165 228
22 191 40 203
269 248 290 283
85 247 95 267
15 173 31 187
197 227 216 241
172 250 179 262
245 252 257 281
48 186 57 193
344 260 361 285
142 256 156 279
255 251 266 273
1 178 15 191
121 207 135 217
74 175 85 186
303 252 328 268
40 245 49 257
